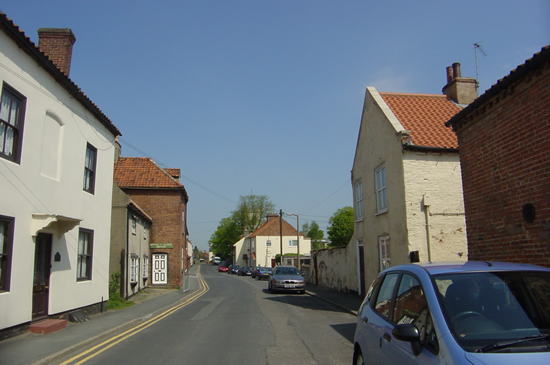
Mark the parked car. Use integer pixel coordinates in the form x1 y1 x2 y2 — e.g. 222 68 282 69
268 266 305 294
230 265 240 275
237 266 252 276
218 263 228 273
353 261 550 364
256 267 272 280
212 256 221 265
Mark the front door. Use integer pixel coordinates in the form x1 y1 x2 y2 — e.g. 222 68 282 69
152 253 168 284
32 233 52 320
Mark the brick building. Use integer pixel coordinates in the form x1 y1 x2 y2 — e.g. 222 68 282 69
446 46 550 266
114 157 189 287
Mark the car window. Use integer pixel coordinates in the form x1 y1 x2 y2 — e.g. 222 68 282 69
394 274 438 352
374 273 399 320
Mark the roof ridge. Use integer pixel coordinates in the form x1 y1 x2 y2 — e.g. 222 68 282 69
379 92 450 98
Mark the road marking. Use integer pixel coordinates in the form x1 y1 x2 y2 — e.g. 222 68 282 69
60 267 209 365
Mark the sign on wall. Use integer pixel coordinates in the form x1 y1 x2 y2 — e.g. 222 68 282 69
150 243 173 249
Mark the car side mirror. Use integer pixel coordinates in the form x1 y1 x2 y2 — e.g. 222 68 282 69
392 324 422 356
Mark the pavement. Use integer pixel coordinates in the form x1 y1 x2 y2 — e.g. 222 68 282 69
0 265 364 365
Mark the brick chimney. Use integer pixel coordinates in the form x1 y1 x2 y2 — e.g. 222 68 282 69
442 62 478 105
37 28 76 77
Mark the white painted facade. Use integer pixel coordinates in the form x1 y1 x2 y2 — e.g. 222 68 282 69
351 87 467 292
0 27 118 331
239 235 311 268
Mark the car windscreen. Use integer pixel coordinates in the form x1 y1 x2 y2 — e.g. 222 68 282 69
434 271 550 352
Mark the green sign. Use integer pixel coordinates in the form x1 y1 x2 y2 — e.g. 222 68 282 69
150 243 173 249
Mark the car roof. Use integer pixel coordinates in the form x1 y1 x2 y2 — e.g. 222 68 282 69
384 261 550 276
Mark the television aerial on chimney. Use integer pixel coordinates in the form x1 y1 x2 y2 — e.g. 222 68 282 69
474 42 487 91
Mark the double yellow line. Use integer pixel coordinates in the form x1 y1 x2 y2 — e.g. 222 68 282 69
61 269 209 365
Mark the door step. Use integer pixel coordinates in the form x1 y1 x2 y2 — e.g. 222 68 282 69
30 319 67 334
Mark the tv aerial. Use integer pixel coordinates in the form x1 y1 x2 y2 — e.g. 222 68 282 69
474 43 487 91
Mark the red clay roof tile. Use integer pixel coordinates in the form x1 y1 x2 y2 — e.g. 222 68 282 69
380 92 461 149
114 157 183 189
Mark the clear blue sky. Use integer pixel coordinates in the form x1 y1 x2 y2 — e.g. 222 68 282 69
3 1 548 251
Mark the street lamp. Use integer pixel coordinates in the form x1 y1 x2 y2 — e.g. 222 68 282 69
285 213 300 270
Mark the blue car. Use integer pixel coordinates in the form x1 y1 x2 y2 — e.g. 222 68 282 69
353 261 550 364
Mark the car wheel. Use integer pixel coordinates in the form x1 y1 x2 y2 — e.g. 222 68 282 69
353 347 364 365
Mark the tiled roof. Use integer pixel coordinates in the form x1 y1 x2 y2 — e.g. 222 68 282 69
249 216 301 238
0 12 121 136
380 93 462 149
114 157 184 189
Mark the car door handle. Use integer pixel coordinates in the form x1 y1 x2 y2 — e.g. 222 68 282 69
361 316 368 324
383 333 392 343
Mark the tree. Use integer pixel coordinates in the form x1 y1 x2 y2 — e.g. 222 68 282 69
192 246 201 260
209 217 242 259
231 195 276 233
327 206 354 247
302 221 325 250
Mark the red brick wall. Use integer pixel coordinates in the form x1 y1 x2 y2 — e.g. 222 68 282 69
125 189 188 287
455 65 550 266
37 28 76 76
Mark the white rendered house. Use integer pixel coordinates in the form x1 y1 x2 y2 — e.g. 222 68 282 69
0 14 121 336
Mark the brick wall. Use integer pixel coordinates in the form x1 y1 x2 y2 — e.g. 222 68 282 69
125 189 187 287
456 64 550 266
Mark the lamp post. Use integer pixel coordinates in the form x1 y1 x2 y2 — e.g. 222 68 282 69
285 213 300 270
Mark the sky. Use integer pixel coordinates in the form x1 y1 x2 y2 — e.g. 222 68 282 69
2 1 549 251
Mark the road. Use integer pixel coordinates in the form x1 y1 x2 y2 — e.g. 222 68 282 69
55 264 356 364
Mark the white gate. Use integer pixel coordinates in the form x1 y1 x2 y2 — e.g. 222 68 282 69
152 253 168 284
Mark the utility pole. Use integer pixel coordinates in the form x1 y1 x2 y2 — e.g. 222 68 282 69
279 209 283 266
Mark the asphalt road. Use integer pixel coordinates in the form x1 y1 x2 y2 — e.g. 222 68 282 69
55 264 356 364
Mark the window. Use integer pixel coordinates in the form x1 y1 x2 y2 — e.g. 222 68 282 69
0 85 25 163
130 254 139 283
266 240 272 247
375 165 387 213
83 143 97 194
379 236 390 271
142 255 149 278
355 181 363 220
131 216 136 235
0 216 14 291
288 240 298 247
77 229 93 280
374 273 399 320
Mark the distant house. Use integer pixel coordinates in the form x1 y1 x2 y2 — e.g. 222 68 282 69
350 64 473 294
113 157 189 288
446 46 550 266
0 13 121 338
110 181 152 299
234 214 311 268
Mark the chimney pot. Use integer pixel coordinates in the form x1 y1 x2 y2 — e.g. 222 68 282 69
446 66 454 83
38 28 76 77
452 62 462 78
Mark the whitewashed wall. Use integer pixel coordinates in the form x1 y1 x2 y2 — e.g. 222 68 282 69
0 30 116 330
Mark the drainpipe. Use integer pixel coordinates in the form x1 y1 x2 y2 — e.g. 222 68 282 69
423 195 432 263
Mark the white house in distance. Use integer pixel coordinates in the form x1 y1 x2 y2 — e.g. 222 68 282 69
234 214 311 268
0 13 121 338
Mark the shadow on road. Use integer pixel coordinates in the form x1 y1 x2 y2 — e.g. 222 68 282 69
262 290 349 314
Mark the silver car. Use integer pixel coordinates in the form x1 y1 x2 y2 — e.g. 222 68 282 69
268 266 305 294
353 261 550 364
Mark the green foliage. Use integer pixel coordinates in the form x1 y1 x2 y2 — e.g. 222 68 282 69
231 195 276 232
209 217 242 259
327 206 354 247
302 221 326 250
210 195 276 259
106 271 134 310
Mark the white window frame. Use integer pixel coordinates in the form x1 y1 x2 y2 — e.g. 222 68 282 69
130 255 139 283
142 255 149 278
266 240 271 247
355 180 363 221
288 239 298 247
131 215 137 235
379 236 390 271
375 165 388 214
